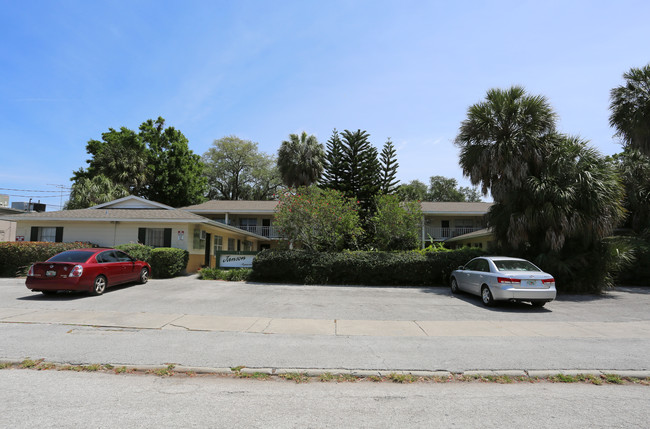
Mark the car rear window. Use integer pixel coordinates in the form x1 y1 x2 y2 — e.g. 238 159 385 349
47 251 96 263
493 260 541 272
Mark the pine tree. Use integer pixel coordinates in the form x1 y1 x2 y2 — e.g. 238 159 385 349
379 138 399 194
321 129 345 190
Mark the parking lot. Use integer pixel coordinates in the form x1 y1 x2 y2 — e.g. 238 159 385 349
1 276 650 372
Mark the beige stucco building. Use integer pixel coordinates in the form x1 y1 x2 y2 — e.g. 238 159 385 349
7 196 269 272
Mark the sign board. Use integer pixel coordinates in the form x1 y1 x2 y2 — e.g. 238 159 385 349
15 236 24 241
219 254 255 268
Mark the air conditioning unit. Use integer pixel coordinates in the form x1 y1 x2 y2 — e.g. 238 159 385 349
200 230 207 240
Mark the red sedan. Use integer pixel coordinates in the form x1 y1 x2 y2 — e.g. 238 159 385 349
26 248 151 296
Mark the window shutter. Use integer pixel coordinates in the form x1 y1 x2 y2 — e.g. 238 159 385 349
163 228 172 247
138 228 146 245
55 227 64 243
30 227 38 241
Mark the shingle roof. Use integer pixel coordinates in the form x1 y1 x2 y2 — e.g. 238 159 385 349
182 200 279 212
6 208 208 222
420 201 493 214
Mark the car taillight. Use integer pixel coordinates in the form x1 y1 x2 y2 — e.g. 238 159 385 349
497 277 521 285
27 265 34 277
542 278 555 286
69 265 83 277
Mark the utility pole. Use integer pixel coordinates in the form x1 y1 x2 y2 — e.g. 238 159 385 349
47 184 69 210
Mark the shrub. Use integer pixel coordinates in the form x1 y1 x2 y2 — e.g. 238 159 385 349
251 248 485 286
115 243 153 263
0 242 98 277
198 267 252 281
149 248 189 278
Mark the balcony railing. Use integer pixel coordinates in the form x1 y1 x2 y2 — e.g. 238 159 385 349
423 226 482 240
235 225 281 238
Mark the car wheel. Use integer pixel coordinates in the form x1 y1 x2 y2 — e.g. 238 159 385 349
138 267 149 284
531 300 546 308
91 275 107 296
450 278 460 294
481 286 494 307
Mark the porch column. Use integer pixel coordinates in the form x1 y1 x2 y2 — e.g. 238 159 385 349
421 216 425 249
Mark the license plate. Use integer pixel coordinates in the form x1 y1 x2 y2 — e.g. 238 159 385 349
46 270 56 277
526 280 536 287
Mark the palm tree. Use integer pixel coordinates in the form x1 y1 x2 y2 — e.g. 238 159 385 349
66 175 129 209
277 132 325 188
455 86 557 200
609 64 650 156
455 87 625 291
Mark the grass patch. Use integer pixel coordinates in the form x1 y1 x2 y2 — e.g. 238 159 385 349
549 374 579 383
368 376 382 382
279 372 309 383
319 372 335 382
230 366 245 373
387 373 417 383
20 359 42 369
114 366 129 374
603 374 624 385
336 374 359 382
37 362 56 371
153 364 176 377
0 363 12 369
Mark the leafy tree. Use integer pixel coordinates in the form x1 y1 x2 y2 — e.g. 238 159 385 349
459 186 482 202
203 136 282 200
379 138 400 194
71 117 206 207
274 186 363 251
456 86 625 292
609 64 650 156
277 131 325 188
66 175 129 209
139 118 207 207
368 194 422 250
428 176 465 201
72 127 148 195
397 180 428 202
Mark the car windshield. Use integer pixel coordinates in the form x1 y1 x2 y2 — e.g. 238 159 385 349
493 259 541 272
47 251 95 263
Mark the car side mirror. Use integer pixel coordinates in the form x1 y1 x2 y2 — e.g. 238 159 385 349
458 266 464 270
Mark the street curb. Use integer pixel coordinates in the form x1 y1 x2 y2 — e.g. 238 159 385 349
2 359 649 380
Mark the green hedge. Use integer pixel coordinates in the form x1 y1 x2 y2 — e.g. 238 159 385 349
115 243 153 264
198 267 252 281
150 247 189 278
250 248 485 286
0 242 98 277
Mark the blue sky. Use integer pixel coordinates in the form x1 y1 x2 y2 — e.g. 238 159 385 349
1 0 649 210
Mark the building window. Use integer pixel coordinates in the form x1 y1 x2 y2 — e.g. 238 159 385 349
239 218 257 232
30 226 63 242
228 238 236 251
244 240 253 251
138 228 172 248
39 227 57 242
214 235 223 253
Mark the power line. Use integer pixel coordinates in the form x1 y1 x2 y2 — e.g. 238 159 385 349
0 187 70 193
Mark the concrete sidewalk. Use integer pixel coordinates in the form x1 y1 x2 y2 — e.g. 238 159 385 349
2 307 650 338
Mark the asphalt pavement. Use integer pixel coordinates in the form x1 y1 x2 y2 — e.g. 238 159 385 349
1 276 649 375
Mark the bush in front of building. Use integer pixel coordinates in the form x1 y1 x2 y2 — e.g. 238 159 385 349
0 241 98 277
250 247 486 286
149 247 189 278
198 267 252 281
115 243 153 264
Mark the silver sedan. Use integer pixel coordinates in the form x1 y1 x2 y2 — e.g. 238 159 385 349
450 256 556 307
